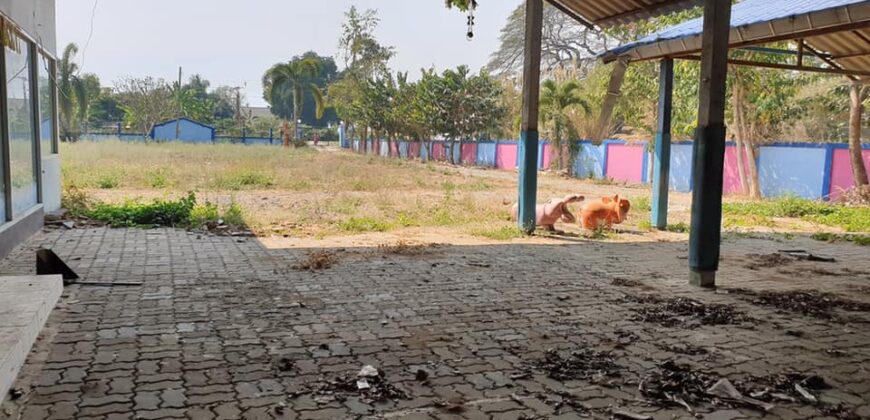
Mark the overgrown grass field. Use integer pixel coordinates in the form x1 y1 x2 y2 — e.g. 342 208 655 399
61 140 870 243
61 140 524 238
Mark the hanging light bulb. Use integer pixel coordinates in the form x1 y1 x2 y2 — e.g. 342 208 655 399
466 5 475 41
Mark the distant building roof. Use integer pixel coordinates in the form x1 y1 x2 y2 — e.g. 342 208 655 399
242 106 273 119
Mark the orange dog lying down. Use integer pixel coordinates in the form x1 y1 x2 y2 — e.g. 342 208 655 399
579 195 631 230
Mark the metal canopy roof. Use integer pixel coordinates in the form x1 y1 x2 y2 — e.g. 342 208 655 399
599 0 870 77
548 0 702 27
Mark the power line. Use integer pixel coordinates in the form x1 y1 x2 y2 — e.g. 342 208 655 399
79 0 99 72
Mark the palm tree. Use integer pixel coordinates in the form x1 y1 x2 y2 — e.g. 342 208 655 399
540 79 589 170
263 57 325 148
58 43 83 141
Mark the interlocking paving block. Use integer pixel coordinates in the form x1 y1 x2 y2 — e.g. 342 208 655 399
0 275 63 402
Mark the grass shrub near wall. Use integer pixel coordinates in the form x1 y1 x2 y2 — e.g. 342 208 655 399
723 196 870 232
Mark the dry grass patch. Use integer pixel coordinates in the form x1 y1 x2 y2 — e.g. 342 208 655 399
376 240 442 256
293 251 338 271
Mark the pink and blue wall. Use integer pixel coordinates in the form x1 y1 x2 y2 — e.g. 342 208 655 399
344 138 870 200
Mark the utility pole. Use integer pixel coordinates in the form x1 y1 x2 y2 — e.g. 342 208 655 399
175 66 182 140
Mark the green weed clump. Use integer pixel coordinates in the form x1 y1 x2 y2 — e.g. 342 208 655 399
811 232 870 246
147 168 172 188
339 217 391 233
472 225 525 241
189 202 220 227
96 174 120 189
632 196 651 212
222 200 245 226
211 169 275 190
62 184 92 217
723 196 870 232
87 192 197 227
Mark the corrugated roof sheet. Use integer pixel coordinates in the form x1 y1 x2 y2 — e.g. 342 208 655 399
602 0 870 74
551 0 702 27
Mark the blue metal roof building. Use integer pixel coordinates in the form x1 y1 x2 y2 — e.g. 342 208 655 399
150 118 216 143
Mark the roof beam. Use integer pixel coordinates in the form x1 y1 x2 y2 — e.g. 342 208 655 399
803 43 859 81
680 55 870 77
831 50 870 60
605 20 870 63
596 0 702 27
545 0 595 30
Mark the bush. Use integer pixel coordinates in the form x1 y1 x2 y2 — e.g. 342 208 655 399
62 184 92 217
87 192 197 227
223 200 245 226
190 202 220 227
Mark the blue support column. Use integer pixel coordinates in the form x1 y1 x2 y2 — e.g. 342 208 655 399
517 0 544 233
651 58 674 230
518 131 540 231
689 0 732 288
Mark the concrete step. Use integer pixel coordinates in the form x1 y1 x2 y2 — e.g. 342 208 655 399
0 275 63 402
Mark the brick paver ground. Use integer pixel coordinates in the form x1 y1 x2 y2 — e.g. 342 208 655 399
1 227 869 419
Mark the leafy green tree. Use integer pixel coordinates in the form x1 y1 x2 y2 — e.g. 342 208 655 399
74 73 101 133
170 80 214 123
114 76 174 135
332 7 395 153
338 7 394 81
58 43 86 140
427 66 506 164
540 79 589 170
263 56 325 147
88 90 126 127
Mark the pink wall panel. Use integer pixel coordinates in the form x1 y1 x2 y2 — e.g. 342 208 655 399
461 143 477 165
432 143 445 160
722 145 752 194
496 143 518 169
541 144 552 170
409 142 420 158
605 143 644 183
829 148 870 199
390 141 399 157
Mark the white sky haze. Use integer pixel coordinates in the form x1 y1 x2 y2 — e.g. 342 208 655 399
57 0 520 107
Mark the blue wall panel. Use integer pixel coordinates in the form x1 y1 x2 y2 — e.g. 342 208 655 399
380 140 389 157
573 142 605 178
669 143 693 192
758 146 828 199
245 138 272 146
152 119 214 143
398 142 409 158
477 142 496 167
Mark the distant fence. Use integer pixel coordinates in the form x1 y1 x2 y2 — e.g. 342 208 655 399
79 132 283 146
340 136 870 201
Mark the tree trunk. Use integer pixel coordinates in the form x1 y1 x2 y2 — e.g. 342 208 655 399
282 120 291 148
732 84 749 195
362 127 368 154
457 140 463 165
849 83 869 187
745 137 761 199
292 98 300 148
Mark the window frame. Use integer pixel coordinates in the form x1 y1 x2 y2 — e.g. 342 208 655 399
0 32 10 222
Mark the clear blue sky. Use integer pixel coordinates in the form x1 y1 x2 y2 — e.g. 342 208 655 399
57 0 520 107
